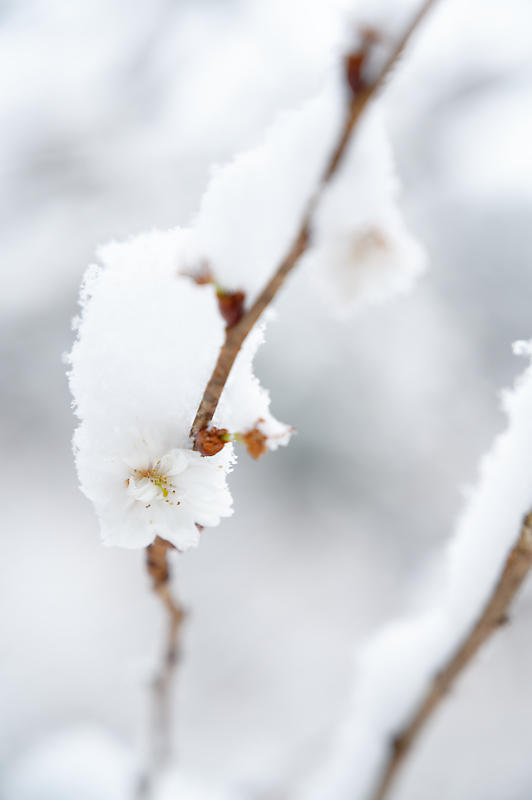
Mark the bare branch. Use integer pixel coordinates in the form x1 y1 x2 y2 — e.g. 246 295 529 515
139 536 186 795
190 0 439 440
370 511 532 800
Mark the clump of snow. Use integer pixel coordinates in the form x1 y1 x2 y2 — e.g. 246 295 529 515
67 226 290 550
70 225 233 550
192 76 345 302
68 227 234 551
191 76 425 315
298 340 532 799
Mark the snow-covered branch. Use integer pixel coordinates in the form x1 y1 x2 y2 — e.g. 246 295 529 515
190 0 438 440
298 341 532 800
371 512 532 800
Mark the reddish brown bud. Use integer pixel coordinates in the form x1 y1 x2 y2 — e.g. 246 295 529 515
195 426 229 456
345 28 380 94
242 427 268 460
345 51 366 94
182 265 246 326
217 289 246 328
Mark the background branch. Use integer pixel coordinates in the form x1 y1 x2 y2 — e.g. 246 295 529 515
370 511 532 800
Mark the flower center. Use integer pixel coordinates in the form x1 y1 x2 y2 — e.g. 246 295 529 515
148 470 170 497
129 465 180 506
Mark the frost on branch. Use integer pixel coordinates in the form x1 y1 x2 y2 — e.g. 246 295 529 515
298 340 532 800
67 229 289 550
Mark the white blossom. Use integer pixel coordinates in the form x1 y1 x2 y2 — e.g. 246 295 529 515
90 442 234 551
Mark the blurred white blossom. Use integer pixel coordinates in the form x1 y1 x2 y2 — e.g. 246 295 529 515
305 208 426 314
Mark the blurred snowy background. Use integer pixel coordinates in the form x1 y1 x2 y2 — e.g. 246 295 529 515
1 0 532 798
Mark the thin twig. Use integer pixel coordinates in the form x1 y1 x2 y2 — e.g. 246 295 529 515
370 511 532 800
190 0 439 439
140 536 186 795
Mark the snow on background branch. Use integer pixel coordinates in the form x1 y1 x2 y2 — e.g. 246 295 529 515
299 341 532 800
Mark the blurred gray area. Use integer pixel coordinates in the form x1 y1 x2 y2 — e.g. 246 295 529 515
1 0 532 798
